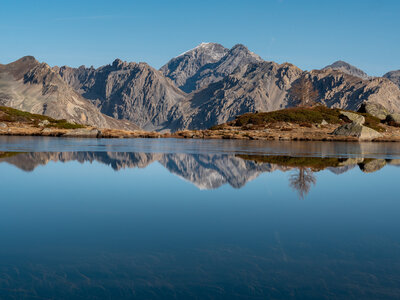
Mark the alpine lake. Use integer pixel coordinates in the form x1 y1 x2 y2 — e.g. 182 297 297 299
0 136 400 299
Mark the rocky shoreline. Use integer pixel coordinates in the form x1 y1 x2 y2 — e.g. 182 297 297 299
1 121 400 142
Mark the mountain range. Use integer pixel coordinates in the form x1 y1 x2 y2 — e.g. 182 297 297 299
1 43 400 131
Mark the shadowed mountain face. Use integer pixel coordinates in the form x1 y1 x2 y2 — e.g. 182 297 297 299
1 152 396 192
384 70 400 88
0 57 139 131
323 60 370 80
54 60 186 131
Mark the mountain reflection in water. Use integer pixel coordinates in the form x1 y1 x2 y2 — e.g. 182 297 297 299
1 143 400 300
1 151 398 196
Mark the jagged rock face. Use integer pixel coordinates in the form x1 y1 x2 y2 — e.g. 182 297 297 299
384 70 400 88
160 43 228 92
309 69 400 113
55 60 186 130
167 63 400 131
323 60 370 80
168 62 303 130
161 43 263 93
0 57 140 130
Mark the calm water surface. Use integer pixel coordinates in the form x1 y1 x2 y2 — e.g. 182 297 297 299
0 137 400 299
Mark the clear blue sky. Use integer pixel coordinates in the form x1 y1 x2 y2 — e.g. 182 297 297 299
0 0 399 76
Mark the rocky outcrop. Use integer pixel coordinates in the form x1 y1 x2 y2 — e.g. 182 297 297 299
55 59 186 130
0 57 140 131
323 60 370 80
62 128 101 138
384 70 400 88
332 122 382 140
340 111 365 124
357 102 389 120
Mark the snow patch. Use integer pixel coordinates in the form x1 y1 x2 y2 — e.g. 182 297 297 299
175 42 214 58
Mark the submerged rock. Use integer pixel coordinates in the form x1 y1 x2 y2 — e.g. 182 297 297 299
358 102 390 120
332 123 382 140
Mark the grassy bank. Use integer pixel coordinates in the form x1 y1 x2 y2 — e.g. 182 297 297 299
211 106 384 132
0 106 85 129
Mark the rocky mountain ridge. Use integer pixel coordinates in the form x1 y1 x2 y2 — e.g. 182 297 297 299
168 62 400 130
160 42 229 92
384 70 400 88
54 59 186 130
323 60 370 80
161 43 263 93
0 57 139 130
3 43 400 132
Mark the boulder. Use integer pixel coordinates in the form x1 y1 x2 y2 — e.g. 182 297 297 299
340 111 365 124
62 128 101 138
38 119 50 127
357 102 389 120
321 119 328 125
0 122 7 128
386 113 400 125
332 123 382 140
359 159 386 173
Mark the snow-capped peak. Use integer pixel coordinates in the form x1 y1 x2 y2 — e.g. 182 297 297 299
175 42 217 58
